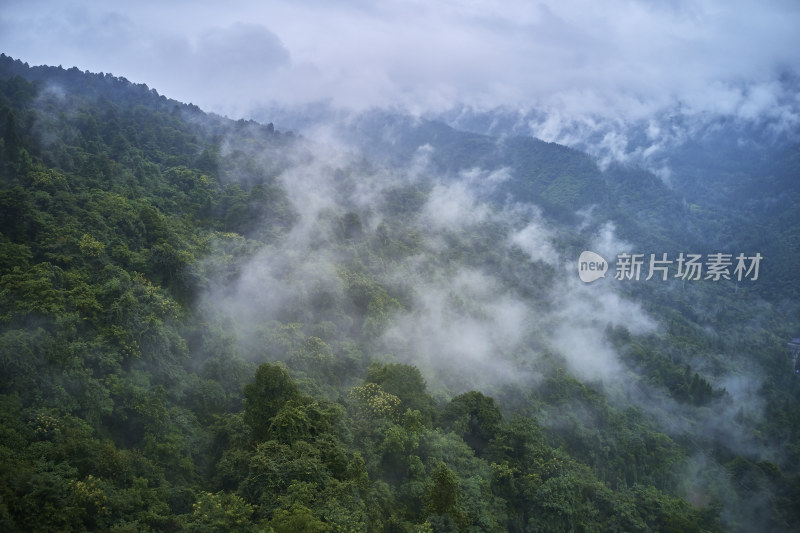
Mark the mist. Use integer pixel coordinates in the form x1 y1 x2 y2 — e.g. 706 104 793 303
160 100 799 529
2 2 797 529
3 0 799 123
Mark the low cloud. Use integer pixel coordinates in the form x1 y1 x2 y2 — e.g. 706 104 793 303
510 221 558 266
2 0 798 121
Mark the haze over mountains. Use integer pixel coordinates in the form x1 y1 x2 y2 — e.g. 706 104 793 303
0 2 799 531
3 1 799 117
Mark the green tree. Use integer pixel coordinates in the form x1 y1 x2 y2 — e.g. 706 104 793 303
186 491 259 532
268 504 329 533
243 363 301 441
424 462 464 530
365 363 437 425
441 391 502 457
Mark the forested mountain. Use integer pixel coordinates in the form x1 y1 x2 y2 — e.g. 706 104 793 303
1 53 799 532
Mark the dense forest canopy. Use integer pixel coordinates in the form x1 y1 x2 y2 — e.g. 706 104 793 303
1 53 799 532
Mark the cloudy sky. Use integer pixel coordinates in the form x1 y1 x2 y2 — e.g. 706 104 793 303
1 0 798 120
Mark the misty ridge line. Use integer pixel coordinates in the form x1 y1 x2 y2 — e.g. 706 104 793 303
257 78 800 192
11 49 797 216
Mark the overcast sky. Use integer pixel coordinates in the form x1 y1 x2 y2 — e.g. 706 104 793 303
1 0 798 121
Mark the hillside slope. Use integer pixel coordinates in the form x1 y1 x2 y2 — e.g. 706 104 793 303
1 54 798 532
